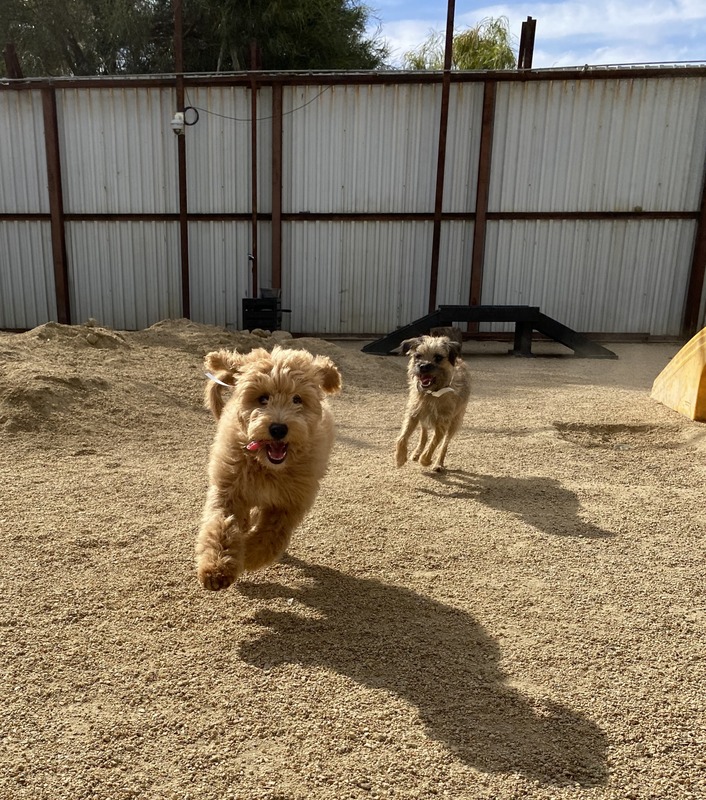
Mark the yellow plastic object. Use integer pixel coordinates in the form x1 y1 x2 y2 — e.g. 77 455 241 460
650 327 706 422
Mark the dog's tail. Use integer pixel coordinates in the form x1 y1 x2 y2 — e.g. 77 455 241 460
203 349 240 419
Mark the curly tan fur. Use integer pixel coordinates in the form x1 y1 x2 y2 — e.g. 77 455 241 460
395 335 471 473
196 346 342 591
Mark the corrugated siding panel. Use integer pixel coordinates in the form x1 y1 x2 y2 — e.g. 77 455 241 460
189 221 271 328
67 221 181 329
437 221 474 305
443 83 485 212
186 87 272 214
0 91 48 214
283 221 432 334
283 84 440 213
482 220 696 335
59 88 178 213
0 222 56 328
2 74 705 337
491 78 706 212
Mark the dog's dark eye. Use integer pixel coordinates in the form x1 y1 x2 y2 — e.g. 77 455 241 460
434 355 444 364
292 395 302 405
258 394 269 405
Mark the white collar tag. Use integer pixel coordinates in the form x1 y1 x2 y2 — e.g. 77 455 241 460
205 371 231 387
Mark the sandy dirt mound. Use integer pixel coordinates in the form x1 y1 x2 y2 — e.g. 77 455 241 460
1 320 704 800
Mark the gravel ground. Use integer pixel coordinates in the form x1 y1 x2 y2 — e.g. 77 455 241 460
1 319 704 800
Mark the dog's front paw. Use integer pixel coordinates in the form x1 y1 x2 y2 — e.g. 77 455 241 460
197 560 237 591
418 452 432 467
431 463 446 473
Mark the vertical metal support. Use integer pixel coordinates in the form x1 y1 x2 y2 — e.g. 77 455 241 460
468 80 497 309
518 17 537 69
511 320 534 356
271 82 283 290
173 0 190 318
427 0 456 314
3 42 23 78
683 152 706 337
249 73 259 298
41 87 71 325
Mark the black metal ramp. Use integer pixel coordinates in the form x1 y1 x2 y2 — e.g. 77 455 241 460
361 305 617 359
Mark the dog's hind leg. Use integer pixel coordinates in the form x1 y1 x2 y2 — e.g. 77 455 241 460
396 415 420 467
427 414 464 471
418 428 443 467
411 426 428 461
432 411 467 471
242 508 298 572
196 510 246 591
430 432 453 472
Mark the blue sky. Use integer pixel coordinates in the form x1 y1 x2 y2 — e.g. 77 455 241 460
370 0 706 69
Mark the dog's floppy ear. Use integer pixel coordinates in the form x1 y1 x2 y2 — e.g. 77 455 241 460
401 337 422 356
203 349 246 419
204 349 247 376
447 339 462 365
312 355 342 395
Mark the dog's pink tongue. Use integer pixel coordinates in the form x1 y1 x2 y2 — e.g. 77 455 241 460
246 441 263 451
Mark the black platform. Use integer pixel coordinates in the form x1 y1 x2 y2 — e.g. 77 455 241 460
361 305 617 359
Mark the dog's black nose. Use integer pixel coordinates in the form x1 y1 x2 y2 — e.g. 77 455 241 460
419 363 434 373
269 423 288 440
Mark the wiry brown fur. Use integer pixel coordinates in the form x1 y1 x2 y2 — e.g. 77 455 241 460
196 346 342 590
395 335 471 472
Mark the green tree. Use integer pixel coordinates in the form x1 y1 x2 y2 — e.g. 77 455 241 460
0 0 174 75
0 0 389 76
403 17 516 71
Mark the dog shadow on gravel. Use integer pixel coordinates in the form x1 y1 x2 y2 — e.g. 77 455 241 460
422 470 615 539
239 556 608 787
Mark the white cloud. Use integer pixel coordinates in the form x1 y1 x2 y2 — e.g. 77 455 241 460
373 0 706 69
378 19 447 64
463 0 706 40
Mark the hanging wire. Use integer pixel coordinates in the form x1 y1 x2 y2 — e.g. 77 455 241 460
184 85 333 124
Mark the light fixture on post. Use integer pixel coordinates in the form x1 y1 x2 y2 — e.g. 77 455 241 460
170 111 185 135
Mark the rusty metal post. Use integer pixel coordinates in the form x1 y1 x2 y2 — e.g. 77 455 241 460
41 87 71 324
518 17 537 69
3 42 23 78
271 82 283 290
683 154 706 337
427 0 456 313
173 0 190 318
468 80 497 309
249 73 259 298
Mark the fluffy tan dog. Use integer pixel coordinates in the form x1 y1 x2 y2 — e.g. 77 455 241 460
395 335 471 472
196 346 341 591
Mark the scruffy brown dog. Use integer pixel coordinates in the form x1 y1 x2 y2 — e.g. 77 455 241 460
196 346 341 591
395 335 471 472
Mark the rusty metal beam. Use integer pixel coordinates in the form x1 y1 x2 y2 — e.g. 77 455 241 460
41 87 70 325
468 80 497 308
518 17 537 69
271 83 283 290
3 65 706 94
174 0 190 318
427 0 456 313
683 152 706 337
249 73 259 298
3 42 23 78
